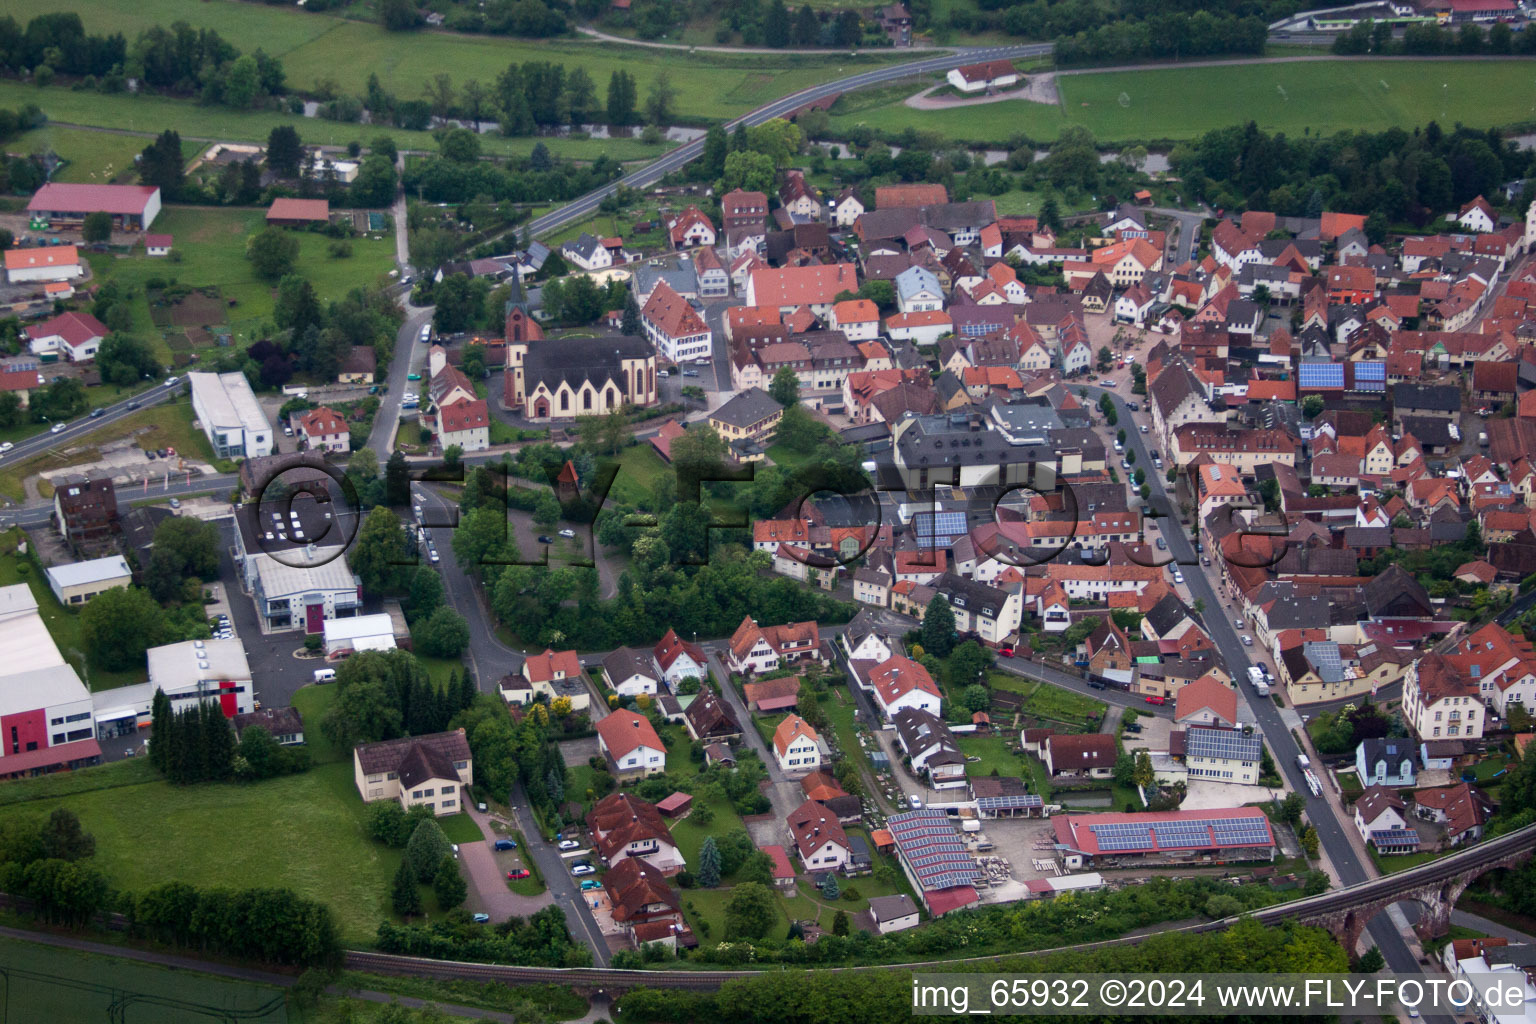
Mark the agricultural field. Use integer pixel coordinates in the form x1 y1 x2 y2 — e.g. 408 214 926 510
9 125 195 185
6 0 909 120
84 206 395 347
0 936 290 1024
828 59 1536 145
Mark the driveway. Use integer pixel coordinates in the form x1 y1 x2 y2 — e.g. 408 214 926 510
216 521 315 712
459 806 554 922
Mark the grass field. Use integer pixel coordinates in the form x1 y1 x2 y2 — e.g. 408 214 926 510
829 59 1536 145
5 0 909 120
11 125 194 185
0 760 400 944
85 206 395 347
0 936 290 1024
0 82 668 163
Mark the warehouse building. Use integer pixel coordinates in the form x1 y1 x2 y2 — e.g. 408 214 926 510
27 183 161 230
189 371 274 460
1053 807 1275 869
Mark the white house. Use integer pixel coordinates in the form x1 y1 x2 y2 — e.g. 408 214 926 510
562 232 613 272
829 188 864 228
189 371 274 460
1458 196 1497 234
1183 726 1262 785
894 265 944 314
946 59 1019 94
295 405 350 455
1402 654 1484 742
601 647 662 698
773 715 822 773
595 710 667 780
5 245 83 284
867 894 920 933
145 234 173 257
859 655 942 721
829 299 881 342
26 311 107 362
787 799 852 872
654 629 708 689
1353 785 1417 851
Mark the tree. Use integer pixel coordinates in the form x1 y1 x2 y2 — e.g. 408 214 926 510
1300 824 1320 858
38 809 95 862
391 859 422 917
267 126 303 177
386 450 410 507
921 595 957 658
961 684 990 714
769 365 800 408
80 586 165 672
406 819 451 882
1278 792 1305 826
413 605 470 658
644 72 676 127
1354 947 1386 973
95 332 161 388
724 881 776 939
701 125 729 180
352 506 410 594
1302 394 1325 420
138 130 184 194
81 211 112 244
246 228 300 281
819 872 839 900
432 855 468 911
606 70 637 125
1133 750 1155 789
439 127 481 163
717 150 776 195
533 490 562 527
697 835 722 887
379 0 423 30
763 0 790 46
408 566 444 620
948 640 989 686
146 516 221 601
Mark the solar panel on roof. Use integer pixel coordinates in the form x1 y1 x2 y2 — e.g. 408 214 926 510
1298 362 1344 389
977 794 1044 811
1371 830 1419 848
1186 728 1262 762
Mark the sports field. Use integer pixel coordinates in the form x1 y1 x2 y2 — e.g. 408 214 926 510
828 59 1536 144
3 0 907 120
0 936 290 1024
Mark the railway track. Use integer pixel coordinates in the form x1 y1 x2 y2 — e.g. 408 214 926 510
342 823 1536 991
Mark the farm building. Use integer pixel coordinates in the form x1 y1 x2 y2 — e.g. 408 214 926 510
27 183 161 230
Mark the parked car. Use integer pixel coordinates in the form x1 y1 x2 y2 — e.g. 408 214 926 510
998 645 1014 658
1088 680 1106 690
493 839 517 851
580 878 602 891
507 868 531 880
557 839 580 851
537 535 553 545
682 370 699 377
1139 424 1148 433
169 498 180 509
1172 571 1184 584
472 913 490 923
571 864 595 876
407 373 421 381
1241 635 1253 646
558 528 576 538
908 794 922 809
1233 618 1244 629
1145 694 1166 705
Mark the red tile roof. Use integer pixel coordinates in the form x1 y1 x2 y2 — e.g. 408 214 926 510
5 246 79 272
27 183 157 216
523 648 582 684
266 197 330 222
297 405 347 438
596 710 665 761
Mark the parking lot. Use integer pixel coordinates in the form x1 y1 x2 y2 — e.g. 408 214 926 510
215 521 319 711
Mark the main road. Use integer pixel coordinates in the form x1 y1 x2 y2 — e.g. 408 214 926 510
521 43 1054 240
1086 384 1434 992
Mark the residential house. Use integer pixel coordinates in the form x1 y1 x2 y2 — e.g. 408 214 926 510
642 280 712 364
1356 736 1417 788
1354 786 1420 853
829 187 864 227
773 715 822 773
1414 782 1494 846
894 265 944 314
1183 726 1262 785
588 792 686 873
1044 733 1116 778
726 616 820 675
668 206 716 249
787 799 853 872
654 629 708 688
521 648 589 711
25 311 107 362
595 710 667 780
708 388 783 445
1403 654 1485 742
859 654 942 721
1173 676 1239 728
683 689 742 742
296 406 350 455
893 706 967 790
352 729 472 816
562 233 613 271
601 647 663 698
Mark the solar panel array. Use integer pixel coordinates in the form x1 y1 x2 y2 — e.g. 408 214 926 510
1209 816 1273 847
1354 361 1386 392
1081 814 1273 854
977 794 1044 812
914 511 968 549
1370 830 1420 848
1297 362 1345 389
1185 727 1262 762
887 809 982 889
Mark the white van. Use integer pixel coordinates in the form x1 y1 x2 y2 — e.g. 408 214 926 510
314 668 337 683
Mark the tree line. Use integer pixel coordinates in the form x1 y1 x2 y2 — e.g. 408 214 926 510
375 904 591 966
617 917 1344 1024
149 690 311 784
320 647 478 750
0 809 107 930
1334 18 1536 57
1170 120 1533 229
377 0 568 37
0 13 286 109
130 880 340 967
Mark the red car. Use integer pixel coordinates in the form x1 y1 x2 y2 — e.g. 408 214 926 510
998 645 1015 658
506 869 531 880
1144 694 1166 706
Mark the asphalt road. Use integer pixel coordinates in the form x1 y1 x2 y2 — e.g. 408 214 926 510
1089 384 1432 983
521 43 1054 241
508 781 612 967
0 376 186 503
